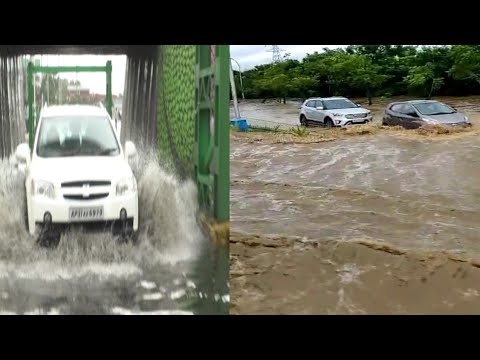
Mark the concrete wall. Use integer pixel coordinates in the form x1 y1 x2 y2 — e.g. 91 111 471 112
0 56 27 159
120 48 158 151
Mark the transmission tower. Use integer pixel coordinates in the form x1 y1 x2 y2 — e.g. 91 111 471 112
266 45 285 63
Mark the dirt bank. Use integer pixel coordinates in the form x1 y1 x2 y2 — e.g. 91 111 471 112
230 232 480 315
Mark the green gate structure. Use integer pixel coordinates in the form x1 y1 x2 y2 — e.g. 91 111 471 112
157 45 230 224
26 61 113 148
2 45 229 225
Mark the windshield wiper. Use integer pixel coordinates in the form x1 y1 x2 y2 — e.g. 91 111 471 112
62 148 82 157
428 112 455 115
97 148 118 156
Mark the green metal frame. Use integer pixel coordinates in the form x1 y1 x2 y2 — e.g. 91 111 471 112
195 45 230 222
27 61 113 148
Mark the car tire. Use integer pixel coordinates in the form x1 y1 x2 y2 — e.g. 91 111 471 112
300 115 308 127
117 230 138 245
36 225 62 249
23 194 28 231
324 118 334 128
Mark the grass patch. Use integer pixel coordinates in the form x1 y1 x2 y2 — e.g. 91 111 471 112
289 126 309 137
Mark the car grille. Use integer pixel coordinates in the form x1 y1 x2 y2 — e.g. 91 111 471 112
63 193 109 201
346 113 367 119
61 181 111 188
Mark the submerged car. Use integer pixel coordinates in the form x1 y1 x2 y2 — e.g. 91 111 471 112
15 104 139 245
299 97 372 127
382 100 472 129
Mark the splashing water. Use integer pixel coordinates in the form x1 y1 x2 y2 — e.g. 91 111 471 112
0 148 206 280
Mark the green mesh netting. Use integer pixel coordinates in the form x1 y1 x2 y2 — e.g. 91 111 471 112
157 45 196 179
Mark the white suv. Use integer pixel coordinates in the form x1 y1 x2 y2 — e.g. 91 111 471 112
299 97 372 127
15 105 139 243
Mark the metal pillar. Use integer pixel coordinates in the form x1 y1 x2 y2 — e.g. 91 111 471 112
229 62 240 119
106 60 113 118
195 45 230 222
27 62 33 148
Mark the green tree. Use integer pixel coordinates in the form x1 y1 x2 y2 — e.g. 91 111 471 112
405 63 444 98
449 45 480 85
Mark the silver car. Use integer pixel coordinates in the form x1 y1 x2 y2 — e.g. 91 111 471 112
382 100 472 129
299 97 373 128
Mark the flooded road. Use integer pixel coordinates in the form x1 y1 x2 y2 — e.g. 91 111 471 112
232 134 480 254
0 152 228 315
230 97 480 314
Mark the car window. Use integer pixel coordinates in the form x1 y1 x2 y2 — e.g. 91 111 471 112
306 100 315 108
401 105 418 117
412 102 455 115
323 99 357 110
390 104 403 113
36 115 120 158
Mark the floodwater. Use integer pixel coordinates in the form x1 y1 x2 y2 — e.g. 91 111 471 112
231 100 302 129
0 150 228 315
230 98 480 314
231 134 480 254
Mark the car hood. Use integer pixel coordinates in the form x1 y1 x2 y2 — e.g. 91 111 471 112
423 112 467 124
325 107 369 115
29 155 133 184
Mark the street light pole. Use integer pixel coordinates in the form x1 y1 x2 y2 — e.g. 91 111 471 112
229 62 240 119
230 58 245 100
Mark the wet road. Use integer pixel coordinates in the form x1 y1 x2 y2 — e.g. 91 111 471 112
0 154 229 315
231 134 480 254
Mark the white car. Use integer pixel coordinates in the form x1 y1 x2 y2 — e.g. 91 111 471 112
299 97 373 127
15 104 139 243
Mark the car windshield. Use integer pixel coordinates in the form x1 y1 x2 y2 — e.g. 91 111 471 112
323 99 357 110
412 102 455 115
36 115 120 158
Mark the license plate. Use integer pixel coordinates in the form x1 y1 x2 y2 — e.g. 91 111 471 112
69 207 104 221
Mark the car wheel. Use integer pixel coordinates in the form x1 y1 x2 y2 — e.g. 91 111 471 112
300 115 308 127
324 118 334 128
117 230 138 245
36 225 62 249
24 194 28 231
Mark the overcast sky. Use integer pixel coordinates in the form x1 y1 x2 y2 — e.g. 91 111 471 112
230 45 345 70
30 54 127 96
32 46 345 96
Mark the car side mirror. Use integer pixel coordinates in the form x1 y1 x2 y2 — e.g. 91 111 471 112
316 106 324 110
356 103 362 107
15 143 30 164
124 141 137 159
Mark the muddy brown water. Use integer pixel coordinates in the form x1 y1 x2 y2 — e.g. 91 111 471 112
232 134 480 253
230 97 480 314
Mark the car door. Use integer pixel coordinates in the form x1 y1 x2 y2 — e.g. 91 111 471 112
386 104 403 126
400 104 423 129
310 100 324 123
303 100 316 122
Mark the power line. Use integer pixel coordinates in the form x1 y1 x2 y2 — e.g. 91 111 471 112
265 45 285 63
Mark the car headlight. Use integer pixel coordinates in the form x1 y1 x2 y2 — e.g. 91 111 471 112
465 116 470 123
32 180 55 199
116 176 137 196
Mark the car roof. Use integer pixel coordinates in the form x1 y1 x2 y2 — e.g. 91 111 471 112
389 99 439 106
306 96 347 101
40 105 109 118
